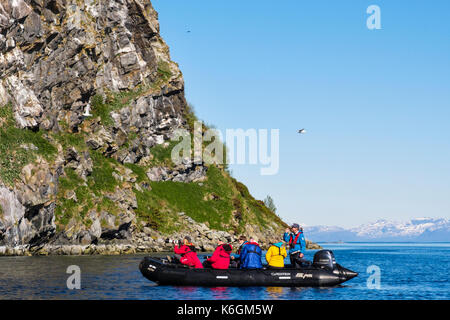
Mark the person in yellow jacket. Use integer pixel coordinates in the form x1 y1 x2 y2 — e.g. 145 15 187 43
265 241 287 269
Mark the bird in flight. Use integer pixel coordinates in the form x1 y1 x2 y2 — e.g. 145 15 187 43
298 129 306 134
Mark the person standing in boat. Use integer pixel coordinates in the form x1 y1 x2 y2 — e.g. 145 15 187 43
230 235 249 268
240 237 263 269
283 223 308 268
265 241 287 269
203 240 233 269
173 236 203 268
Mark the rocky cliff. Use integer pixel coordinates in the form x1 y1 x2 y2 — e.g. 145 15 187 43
0 0 318 255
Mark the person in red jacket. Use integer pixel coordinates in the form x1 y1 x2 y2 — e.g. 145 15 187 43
203 240 233 269
173 236 203 269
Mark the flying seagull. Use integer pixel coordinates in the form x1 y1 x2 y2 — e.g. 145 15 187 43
298 128 306 134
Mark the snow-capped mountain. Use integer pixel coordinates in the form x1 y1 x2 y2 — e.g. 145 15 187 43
303 218 450 242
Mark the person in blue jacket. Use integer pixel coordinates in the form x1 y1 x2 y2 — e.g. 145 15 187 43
283 223 308 268
239 237 263 269
230 235 249 268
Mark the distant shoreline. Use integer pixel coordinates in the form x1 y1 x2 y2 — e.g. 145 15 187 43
316 241 450 244
0 240 322 257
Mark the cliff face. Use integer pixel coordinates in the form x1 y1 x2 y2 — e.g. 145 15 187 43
0 0 290 254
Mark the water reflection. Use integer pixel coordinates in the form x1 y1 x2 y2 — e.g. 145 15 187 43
176 286 202 299
210 287 232 299
1 244 448 300
266 286 283 298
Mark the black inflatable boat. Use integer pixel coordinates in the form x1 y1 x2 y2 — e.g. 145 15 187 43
139 250 358 287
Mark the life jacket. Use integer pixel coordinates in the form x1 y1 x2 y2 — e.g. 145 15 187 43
246 242 262 255
237 241 249 255
240 242 262 269
284 230 306 254
289 233 302 249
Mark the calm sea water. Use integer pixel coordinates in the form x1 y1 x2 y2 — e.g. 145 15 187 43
0 243 448 300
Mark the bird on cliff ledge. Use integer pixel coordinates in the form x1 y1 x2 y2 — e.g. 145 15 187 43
83 103 93 117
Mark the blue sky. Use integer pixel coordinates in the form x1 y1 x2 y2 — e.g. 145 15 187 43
152 0 450 228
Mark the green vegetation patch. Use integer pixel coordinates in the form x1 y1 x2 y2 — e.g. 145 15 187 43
0 103 57 186
148 140 181 168
124 163 147 183
55 168 90 230
143 164 284 233
183 103 198 134
148 166 234 230
55 158 123 231
134 188 173 232
231 177 286 230
88 150 119 194
97 198 120 223
156 61 172 83
55 199 77 229
52 130 87 151
55 149 126 230
91 86 145 127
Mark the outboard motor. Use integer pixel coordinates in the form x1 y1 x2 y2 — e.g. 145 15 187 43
313 250 358 282
313 250 336 271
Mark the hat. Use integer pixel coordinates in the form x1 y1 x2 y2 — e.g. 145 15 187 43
291 223 300 229
222 244 232 252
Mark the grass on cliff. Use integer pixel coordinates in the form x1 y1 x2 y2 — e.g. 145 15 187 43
149 166 234 230
77 102 278 234
129 163 284 233
90 86 146 127
231 178 286 229
55 151 125 231
55 168 92 230
51 84 282 235
149 60 174 91
0 84 283 239
147 140 181 168
156 61 172 82
52 129 87 151
0 103 57 186
88 151 118 194
54 154 282 235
